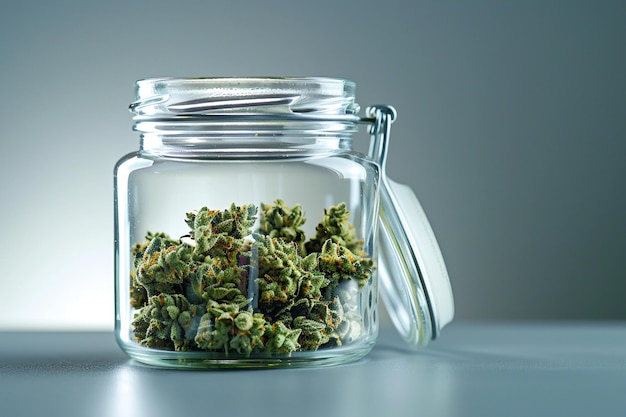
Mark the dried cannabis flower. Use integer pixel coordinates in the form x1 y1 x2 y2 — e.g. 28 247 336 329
304 202 363 254
194 301 267 355
132 293 205 351
260 199 307 255
130 201 373 356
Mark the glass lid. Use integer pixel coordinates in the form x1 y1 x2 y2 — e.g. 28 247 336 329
378 178 454 347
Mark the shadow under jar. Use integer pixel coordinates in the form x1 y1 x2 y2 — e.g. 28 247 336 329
114 77 453 369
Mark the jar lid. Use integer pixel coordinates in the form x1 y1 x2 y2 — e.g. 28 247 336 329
378 178 454 348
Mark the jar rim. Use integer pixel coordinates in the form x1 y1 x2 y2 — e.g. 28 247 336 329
136 76 356 88
131 76 359 117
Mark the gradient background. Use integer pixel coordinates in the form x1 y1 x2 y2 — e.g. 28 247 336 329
1 1 624 330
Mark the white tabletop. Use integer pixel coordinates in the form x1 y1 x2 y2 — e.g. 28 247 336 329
1 322 625 417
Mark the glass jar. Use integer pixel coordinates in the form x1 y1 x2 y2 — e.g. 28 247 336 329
114 77 454 368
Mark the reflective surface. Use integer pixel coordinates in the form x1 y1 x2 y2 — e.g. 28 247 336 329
2 322 625 416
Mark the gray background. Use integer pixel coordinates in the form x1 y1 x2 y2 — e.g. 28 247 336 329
1 0 624 330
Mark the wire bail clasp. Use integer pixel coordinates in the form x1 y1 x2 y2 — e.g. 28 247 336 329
365 105 397 172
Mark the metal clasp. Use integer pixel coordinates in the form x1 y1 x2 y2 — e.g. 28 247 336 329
363 105 397 172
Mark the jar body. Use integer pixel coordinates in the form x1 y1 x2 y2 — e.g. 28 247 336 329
114 146 381 368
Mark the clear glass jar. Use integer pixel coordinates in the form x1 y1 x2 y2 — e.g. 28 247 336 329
114 77 454 369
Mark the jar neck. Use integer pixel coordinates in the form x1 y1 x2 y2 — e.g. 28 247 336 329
139 133 353 159
135 115 358 158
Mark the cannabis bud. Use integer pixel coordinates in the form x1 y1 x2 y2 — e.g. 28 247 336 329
260 199 307 254
130 201 373 356
303 203 357 253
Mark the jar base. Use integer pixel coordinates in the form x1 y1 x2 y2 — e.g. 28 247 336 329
118 338 376 369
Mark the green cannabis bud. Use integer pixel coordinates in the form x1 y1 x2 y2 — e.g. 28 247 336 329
260 199 307 254
132 293 205 351
195 303 267 356
318 239 374 289
129 201 374 356
304 202 363 255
